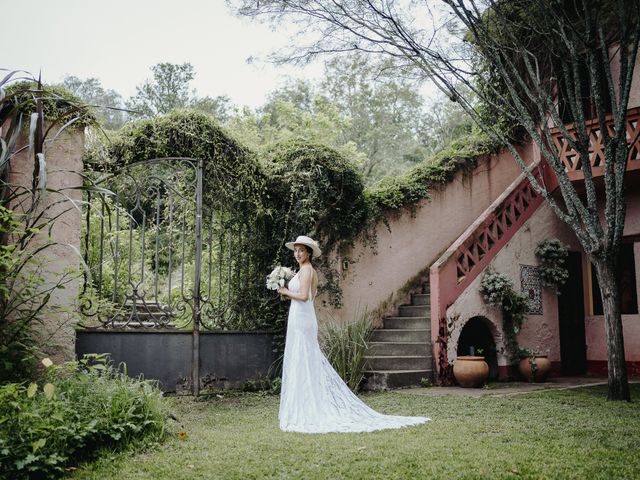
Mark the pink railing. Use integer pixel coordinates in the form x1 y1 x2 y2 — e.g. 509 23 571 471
549 106 640 186
429 165 546 383
430 107 640 383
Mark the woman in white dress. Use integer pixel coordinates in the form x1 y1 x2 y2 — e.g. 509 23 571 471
277 235 429 433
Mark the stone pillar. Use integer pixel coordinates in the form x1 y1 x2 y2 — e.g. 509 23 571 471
7 127 84 363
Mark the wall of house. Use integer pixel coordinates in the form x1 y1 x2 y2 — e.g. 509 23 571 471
584 189 640 376
445 201 579 374
8 128 85 363
318 145 530 326
446 186 640 378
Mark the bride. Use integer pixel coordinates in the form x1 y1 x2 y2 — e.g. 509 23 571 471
277 235 429 433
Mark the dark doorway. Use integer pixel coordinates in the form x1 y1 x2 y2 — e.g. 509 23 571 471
558 251 587 375
457 317 499 380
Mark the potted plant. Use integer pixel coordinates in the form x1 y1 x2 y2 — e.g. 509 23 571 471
518 348 551 382
453 348 489 387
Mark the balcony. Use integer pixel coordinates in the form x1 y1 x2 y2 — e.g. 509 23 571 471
549 106 640 187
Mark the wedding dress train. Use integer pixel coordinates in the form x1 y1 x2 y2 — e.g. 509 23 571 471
279 273 430 433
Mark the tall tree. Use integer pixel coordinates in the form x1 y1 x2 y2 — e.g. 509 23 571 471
61 75 126 130
191 95 233 124
233 0 640 400
322 55 427 180
126 62 196 118
226 80 365 164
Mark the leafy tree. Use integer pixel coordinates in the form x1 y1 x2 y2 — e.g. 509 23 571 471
190 94 233 124
233 0 640 400
61 75 126 130
226 80 367 166
321 54 427 180
420 90 474 154
126 62 196 118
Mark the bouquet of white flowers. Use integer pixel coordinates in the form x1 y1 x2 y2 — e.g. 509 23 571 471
266 266 295 291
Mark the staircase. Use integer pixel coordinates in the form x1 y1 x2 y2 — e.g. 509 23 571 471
363 282 433 390
111 300 174 328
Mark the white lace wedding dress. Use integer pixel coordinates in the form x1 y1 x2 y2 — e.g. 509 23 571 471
279 273 430 433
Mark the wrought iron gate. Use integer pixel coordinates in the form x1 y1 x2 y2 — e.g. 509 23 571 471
78 157 261 394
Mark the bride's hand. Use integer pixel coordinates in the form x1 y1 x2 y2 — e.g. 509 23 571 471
278 287 289 297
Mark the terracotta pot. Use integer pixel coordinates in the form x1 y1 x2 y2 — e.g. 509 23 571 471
453 356 489 388
518 355 552 382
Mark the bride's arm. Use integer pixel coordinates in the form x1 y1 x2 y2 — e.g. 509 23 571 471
279 267 312 301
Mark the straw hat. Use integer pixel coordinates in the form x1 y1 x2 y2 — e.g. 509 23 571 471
285 235 322 258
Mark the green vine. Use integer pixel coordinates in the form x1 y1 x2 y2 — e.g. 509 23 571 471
535 238 569 293
479 271 529 362
366 131 500 217
3 81 96 130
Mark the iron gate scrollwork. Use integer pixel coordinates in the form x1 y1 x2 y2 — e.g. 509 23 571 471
79 157 260 394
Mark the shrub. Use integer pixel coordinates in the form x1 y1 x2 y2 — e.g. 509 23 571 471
320 309 373 392
0 355 166 479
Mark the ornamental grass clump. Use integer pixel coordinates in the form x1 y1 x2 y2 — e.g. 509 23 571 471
0 355 166 479
320 309 373 392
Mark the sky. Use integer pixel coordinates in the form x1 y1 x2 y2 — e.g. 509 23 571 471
1 0 328 109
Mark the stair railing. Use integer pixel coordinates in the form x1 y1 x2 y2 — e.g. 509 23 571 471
429 162 547 383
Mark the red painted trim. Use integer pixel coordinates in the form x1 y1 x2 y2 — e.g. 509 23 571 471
587 360 640 378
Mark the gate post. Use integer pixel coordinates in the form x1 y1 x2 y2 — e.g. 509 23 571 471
191 159 204 395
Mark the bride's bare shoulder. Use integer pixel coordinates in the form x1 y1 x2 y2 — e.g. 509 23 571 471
299 265 314 276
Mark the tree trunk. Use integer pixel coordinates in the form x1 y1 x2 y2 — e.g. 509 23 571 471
593 258 631 401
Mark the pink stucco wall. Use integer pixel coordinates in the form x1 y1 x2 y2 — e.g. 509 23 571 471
8 128 85 362
584 190 640 364
319 145 529 325
445 201 579 368
446 186 640 372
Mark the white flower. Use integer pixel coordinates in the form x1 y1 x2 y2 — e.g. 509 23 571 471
266 265 295 291
41 358 53 368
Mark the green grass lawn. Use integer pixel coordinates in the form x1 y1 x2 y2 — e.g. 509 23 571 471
71 384 640 480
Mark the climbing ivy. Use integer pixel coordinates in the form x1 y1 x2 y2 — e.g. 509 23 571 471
2 81 96 130
366 131 499 216
262 139 369 306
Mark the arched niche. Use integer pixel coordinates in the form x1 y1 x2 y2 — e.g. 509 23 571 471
456 316 499 380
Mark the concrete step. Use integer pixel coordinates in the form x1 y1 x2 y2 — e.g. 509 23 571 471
411 293 430 306
398 305 430 317
364 355 432 371
112 320 159 328
118 311 173 321
384 316 429 329
367 342 429 357
362 369 433 390
124 303 170 314
370 328 429 342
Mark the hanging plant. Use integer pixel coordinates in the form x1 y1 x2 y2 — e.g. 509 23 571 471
535 239 569 293
479 271 529 362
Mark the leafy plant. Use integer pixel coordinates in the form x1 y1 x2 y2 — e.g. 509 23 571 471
480 271 530 362
535 239 569 293
517 347 549 383
0 354 166 479
319 308 373 392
